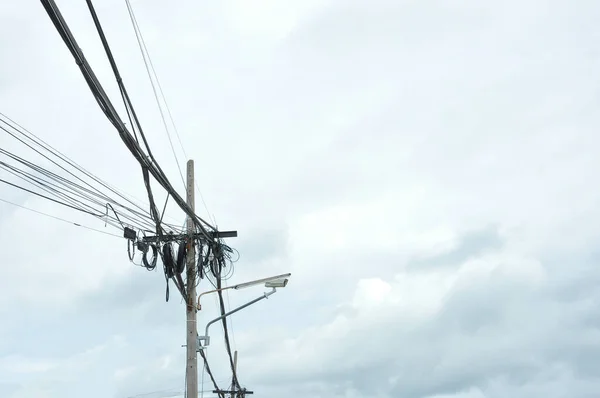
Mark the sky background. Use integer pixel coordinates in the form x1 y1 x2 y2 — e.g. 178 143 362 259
1 0 600 397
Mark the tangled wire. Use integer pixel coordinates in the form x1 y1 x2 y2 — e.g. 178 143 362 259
125 229 239 302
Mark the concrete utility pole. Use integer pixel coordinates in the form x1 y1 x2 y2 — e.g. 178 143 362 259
137 159 237 397
185 159 198 398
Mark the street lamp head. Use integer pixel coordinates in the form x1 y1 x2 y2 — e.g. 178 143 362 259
233 273 291 290
265 279 288 288
198 273 291 311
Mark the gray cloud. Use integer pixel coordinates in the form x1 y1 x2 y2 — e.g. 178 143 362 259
409 226 503 271
2 0 600 397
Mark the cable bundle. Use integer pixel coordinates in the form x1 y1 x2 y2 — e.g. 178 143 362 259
40 0 215 240
0 114 183 235
36 1 245 395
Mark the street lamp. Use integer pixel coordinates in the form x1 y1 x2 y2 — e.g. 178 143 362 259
196 273 291 348
196 272 291 310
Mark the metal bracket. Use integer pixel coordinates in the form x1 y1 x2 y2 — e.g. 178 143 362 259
197 335 210 350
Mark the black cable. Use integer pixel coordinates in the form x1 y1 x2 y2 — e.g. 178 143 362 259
199 350 225 398
40 0 164 234
0 177 105 218
159 193 170 225
0 158 151 232
0 162 113 222
0 114 185 232
162 243 175 278
212 252 242 391
127 238 135 261
176 240 187 274
196 241 204 281
0 196 122 238
125 0 187 190
142 243 158 270
39 9 244 387
0 121 167 230
159 241 186 301
85 0 213 237
41 0 216 240
1 162 103 215
0 136 169 232
0 134 186 235
40 0 233 306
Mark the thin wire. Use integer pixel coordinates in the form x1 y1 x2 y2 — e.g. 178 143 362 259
195 182 216 226
199 349 225 398
0 120 181 231
0 176 108 218
127 388 183 398
0 197 123 238
123 0 214 223
0 158 155 232
223 280 238 353
200 360 206 398
0 113 181 225
124 0 185 189
213 256 241 391
44 0 216 237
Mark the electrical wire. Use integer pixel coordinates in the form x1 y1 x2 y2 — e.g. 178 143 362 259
0 116 185 233
87 0 215 236
123 0 214 223
124 0 185 190
40 0 237 304
0 116 176 229
0 161 144 231
199 349 225 398
0 152 157 232
0 176 105 218
200 360 206 398
0 196 123 238
222 280 238 362
209 250 242 392
40 0 178 235
38 2 246 391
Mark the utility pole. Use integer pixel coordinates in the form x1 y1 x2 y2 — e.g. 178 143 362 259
136 159 238 397
214 351 255 398
185 159 198 398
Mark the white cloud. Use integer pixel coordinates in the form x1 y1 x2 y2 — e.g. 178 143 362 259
425 388 486 398
223 0 330 41
0 355 58 375
2 0 600 397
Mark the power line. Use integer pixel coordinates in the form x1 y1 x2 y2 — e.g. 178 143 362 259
200 349 225 398
0 115 185 233
211 253 242 392
222 281 238 371
124 0 185 190
123 0 214 224
0 176 106 218
0 159 126 227
0 146 162 232
92 0 215 235
0 113 168 227
41 0 183 237
0 196 123 238
39 1 244 394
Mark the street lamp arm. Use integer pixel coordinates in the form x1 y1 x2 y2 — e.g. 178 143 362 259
198 288 278 347
197 286 234 310
196 272 290 310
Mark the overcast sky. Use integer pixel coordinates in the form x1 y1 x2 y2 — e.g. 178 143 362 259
1 0 600 397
